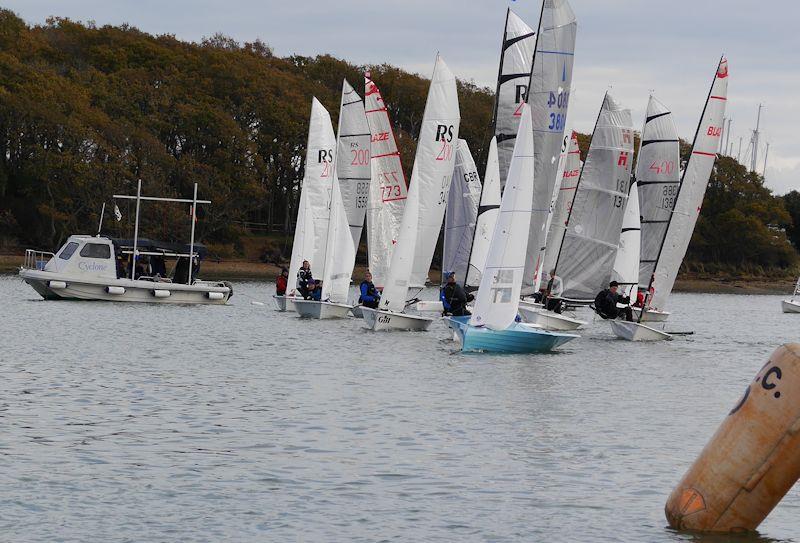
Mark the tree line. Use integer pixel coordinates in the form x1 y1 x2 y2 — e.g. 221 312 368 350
0 11 795 274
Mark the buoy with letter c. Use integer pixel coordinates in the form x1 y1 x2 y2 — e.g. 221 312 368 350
665 343 800 532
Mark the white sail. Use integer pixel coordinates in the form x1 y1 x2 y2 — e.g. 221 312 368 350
380 55 461 310
336 79 371 250
443 139 482 283
637 96 680 289
611 182 641 299
320 171 356 303
650 57 728 309
554 93 635 301
523 0 578 293
470 104 534 330
534 121 571 290
493 9 537 186
466 137 501 289
542 130 581 276
364 74 408 289
287 98 336 295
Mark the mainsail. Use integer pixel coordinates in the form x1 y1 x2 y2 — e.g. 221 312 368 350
523 0 578 293
287 98 336 295
465 137 501 289
336 79 371 250
636 96 680 288
649 57 729 310
364 74 408 289
553 93 635 301
611 182 641 299
320 170 357 304
443 139 482 283
493 8 537 186
542 130 581 276
470 104 534 331
381 55 460 311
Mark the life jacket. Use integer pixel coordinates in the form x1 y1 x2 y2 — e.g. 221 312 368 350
594 289 613 318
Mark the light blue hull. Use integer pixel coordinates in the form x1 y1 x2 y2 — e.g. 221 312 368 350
454 321 579 354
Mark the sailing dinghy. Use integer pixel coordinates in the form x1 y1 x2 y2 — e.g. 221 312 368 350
607 181 672 341
630 95 680 322
641 57 728 321
517 129 586 331
450 104 578 353
782 278 800 313
277 97 336 312
549 93 635 303
362 55 460 331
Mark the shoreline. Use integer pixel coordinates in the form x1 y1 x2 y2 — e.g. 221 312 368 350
1 255 794 295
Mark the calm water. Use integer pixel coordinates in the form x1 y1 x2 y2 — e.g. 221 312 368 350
1 274 798 542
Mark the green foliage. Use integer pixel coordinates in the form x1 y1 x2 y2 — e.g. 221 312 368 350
0 14 492 250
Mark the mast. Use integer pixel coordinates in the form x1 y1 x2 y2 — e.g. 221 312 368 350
490 8 511 134
751 103 763 172
644 55 723 298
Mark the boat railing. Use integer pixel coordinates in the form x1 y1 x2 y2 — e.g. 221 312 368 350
22 249 55 271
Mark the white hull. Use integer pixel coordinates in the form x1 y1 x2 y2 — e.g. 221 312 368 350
293 299 352 319
517 305 586 331
631 307 670 322
20 269 230 305
782 300 800 313
414 300 444 312
361 307 433 331
610 320 672 342
272 294 287 311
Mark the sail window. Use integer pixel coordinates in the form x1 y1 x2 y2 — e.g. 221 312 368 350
58 242 79 260
79 243 111 259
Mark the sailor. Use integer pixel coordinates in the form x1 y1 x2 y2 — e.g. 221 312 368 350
593 280 633 321
276 267 288 296
358 270 381 309
310 279 323 301
440 271 474 317
297 260 313 299
544 269 564 313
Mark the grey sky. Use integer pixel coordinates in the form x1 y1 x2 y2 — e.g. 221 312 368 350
4 0 798 193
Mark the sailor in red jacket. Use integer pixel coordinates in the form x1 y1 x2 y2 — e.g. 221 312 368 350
275 267 288 296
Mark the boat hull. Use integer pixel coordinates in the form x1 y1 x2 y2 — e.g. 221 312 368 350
272 294 287 311
456 322 578 354
443 315 471 341
414 300 444 312
349 305 364 318
19 269 231 305
361 307 433 331
293 299 352 319
782 300 800 313
610 320 672 341
631 307 671 322
517 305 586 331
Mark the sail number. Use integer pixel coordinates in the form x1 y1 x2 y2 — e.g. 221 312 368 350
351 149 370 166
649 160 675 175
380 171 403 202
438 175 450 205
661 183 679 210
613 178 628 208
356 181 369 209
547 90 570 109
547 90 569 132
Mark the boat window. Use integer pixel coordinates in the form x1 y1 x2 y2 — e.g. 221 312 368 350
79 243 111 259
58 242 79 260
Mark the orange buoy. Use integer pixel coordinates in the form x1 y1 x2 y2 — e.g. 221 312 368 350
665 343 800 532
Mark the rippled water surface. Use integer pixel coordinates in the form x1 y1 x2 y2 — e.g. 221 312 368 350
2 274 799 542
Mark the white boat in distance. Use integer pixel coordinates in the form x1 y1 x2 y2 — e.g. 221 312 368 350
20 182 232 304
782 277 800 313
